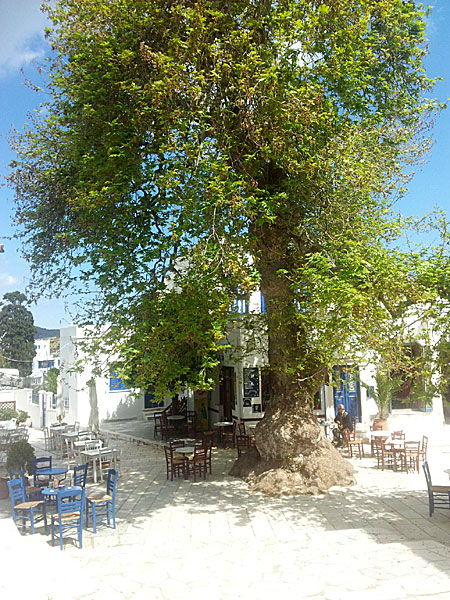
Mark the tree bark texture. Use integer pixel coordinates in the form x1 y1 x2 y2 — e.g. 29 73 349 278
230 223 354 495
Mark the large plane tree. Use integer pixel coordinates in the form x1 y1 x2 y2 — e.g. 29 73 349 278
10 0 445 494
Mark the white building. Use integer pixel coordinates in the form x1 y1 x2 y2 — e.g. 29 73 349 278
31 336 61 387
59 325 142 427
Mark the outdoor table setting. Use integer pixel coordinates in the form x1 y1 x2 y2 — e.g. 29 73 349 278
175 445 196 479
213 421 234 446
80 446 118 483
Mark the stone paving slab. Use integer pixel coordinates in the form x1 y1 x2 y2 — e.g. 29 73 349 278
1 425 450 599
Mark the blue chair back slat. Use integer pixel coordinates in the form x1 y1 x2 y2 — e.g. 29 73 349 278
73 463 88 488
107 468 118 498
32 456 52 486
52 488 85 550
86 469 118 533
8 478 26 506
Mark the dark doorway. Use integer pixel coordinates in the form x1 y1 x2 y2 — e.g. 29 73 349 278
220 366 235 421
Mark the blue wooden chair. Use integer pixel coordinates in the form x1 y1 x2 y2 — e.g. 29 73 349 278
8 468 42 500
85 468 118 533
8 478 47 534
51 487 85 550
73 463 88 488
32 456 52 488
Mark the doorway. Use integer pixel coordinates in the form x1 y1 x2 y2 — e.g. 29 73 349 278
219 367 235 421
332 365 361 422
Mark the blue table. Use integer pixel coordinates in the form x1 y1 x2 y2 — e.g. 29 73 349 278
42 485 82 498
37 467 68 478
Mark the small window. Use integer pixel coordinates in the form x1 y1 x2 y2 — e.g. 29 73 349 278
110 371 128 391
64 396 69 409
31 391 39 405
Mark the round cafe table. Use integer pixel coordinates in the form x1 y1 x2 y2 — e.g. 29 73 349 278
36 467 68 478
175 446 196 479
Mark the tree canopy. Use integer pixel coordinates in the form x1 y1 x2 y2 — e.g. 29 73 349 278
0 291 36 377
8 0 450 491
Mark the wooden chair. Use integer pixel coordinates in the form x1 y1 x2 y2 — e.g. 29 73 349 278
185 411 198 438
153 412 163 439
221 422 237 448
187 445 208 482
370 423 387 456
85 468 117 533
65 438 80 470
423 461 450 516
236 434 252 458
43 427 53 451
161 414 176 442
32 456 53 488
402 441 421 473
8 468 42 501
8 478 47 534
391 430 405 440
419 435 428 465
163 445 186 480
343 429 364 459
51 487 85 550
238 422 246 435
373 438 396 470
201 430 217 447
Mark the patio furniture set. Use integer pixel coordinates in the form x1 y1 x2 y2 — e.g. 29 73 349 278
7 450 118 550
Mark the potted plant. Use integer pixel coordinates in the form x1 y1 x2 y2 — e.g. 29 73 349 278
362 371 399 429
6 440 36 475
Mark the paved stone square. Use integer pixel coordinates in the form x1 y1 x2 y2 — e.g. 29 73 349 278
1 424 450 599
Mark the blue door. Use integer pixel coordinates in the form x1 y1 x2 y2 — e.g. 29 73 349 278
333 366 360 422
42 393 46 427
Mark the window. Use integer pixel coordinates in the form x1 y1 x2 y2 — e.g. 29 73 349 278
51 394 57 409
391 342 431 411
38 360 55 369
31 391 39 405
110 371 128 391
64 396 69 410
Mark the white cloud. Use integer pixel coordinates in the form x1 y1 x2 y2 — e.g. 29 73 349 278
0 0 50 78
0 272 20 287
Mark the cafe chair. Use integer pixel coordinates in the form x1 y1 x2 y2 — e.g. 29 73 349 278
65 438 80 470
419 435 428 465
153 412 163 439
8 468 42 501
8 478 47 534
422 461 450 517
73 463 88 488
51 487 85 550
221 421 237 448
85 469 118 533
32 456 53 488
236 434 252 458
403 441 421 473
343 428 365 459
42 426 54 451
161 414 176 442
164 445 186 480
187 445 208 482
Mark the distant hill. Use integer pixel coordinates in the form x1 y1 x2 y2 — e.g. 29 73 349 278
35 326 60 339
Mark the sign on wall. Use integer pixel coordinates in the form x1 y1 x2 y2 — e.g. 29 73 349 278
243 367 260 397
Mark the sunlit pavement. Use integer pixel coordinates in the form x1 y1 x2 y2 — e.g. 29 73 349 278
2 423 450 599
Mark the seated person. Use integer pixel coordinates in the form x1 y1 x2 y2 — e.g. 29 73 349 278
332 404 353 447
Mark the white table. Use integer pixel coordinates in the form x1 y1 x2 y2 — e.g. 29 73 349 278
167 415 185 421
214 421 233 427
175 446 196 479
80 447 117 483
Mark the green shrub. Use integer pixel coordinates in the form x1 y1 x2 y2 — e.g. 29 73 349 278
16 410 29 424
6 440 36 474
0 407 18 421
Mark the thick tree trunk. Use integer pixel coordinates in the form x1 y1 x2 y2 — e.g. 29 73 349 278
230 222 354 495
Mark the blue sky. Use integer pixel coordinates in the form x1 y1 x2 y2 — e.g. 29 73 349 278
0 1 449 329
